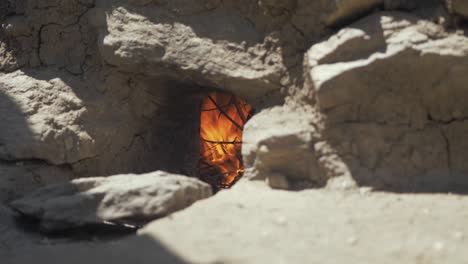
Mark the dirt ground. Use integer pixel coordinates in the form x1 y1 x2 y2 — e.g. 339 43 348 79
4 180 468 264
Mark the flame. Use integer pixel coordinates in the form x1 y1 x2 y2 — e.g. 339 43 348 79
198 92 253 189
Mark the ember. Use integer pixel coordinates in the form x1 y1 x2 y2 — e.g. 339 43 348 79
197 92 253 190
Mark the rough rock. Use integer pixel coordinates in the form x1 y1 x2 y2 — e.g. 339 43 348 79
91 2 285 101
306 12 468 191
0 70 95 165
242 104 324 186
10 171 212 232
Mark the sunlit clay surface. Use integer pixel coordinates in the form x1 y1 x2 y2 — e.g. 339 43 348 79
197 92 253 190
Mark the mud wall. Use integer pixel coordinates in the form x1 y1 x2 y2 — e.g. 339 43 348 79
1 0 468 199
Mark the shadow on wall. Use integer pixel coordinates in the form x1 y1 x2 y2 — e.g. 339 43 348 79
7 234 186 264
0 88 33 201
0 89 33 160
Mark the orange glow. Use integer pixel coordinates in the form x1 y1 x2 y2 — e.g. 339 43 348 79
198 92 253 189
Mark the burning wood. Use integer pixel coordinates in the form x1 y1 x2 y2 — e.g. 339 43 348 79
197 92 253 190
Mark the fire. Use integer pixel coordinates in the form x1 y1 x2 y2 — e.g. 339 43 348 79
197 92 253 190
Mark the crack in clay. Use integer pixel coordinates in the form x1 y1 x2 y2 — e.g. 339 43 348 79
439 127 452 177
0 157 73 169
428 114 468 125
36 23 60 66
